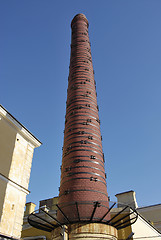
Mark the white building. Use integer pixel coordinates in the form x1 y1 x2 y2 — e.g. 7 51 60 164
0 105 41 239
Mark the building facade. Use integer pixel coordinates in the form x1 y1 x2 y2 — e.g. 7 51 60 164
0 105 41 239
115 191 161 239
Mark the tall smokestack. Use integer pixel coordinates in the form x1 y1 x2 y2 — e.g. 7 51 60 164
57 13 110 223
28 14 138 240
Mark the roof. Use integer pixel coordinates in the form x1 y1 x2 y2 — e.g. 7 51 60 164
115 190 134 196
138 203 161 210
0 104 42 147
137 211 161 234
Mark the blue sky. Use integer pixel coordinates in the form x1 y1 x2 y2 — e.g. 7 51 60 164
1 0 161 208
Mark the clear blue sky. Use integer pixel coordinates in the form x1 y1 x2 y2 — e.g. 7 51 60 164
1 0 161 208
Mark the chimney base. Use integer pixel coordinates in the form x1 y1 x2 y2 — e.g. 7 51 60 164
51 223 118 240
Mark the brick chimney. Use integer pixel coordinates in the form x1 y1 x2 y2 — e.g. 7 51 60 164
57 13 110 223
27 14 137 239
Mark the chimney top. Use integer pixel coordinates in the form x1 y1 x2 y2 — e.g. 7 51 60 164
115 190 138 209
71 13 89 28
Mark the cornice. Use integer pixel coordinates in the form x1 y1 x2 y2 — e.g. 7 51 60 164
0 105 41 148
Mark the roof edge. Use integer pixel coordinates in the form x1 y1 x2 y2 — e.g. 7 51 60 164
115 190 134 196
0 105 42 147
137 211 161 234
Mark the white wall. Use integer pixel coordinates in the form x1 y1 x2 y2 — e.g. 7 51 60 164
132 214 161 240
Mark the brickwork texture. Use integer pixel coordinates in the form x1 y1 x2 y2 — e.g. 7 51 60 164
57 14 110 223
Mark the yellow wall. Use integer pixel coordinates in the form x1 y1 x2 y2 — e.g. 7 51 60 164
111 212 132 240
52 197 58 211
9 132 34 189
0 117 17 232
22 224 51 240
117 225 132 240
0 179 7 222
0 182 27 237
0 117 16 177
0 112 39 239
